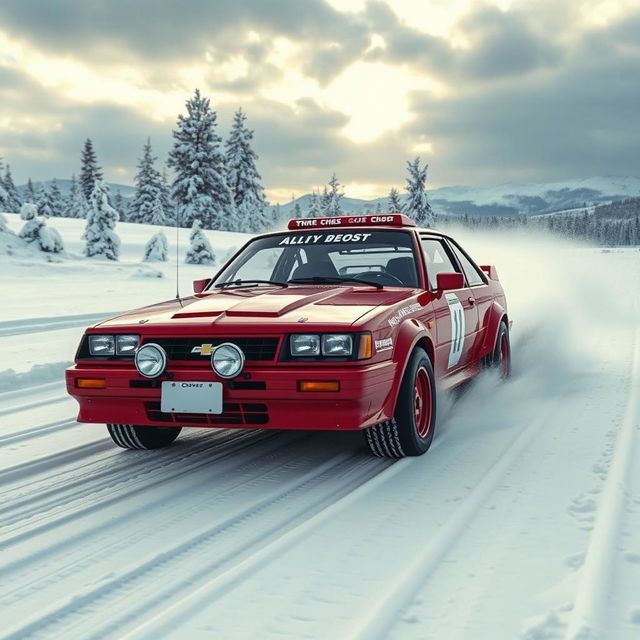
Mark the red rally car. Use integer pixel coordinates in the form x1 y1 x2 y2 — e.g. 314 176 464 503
66 214 511 458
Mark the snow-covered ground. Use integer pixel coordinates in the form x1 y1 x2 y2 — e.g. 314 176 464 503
1 216 639 639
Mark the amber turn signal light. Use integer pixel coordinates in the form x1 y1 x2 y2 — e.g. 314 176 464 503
76 378 107 389
298 380 340 392
358 333 372 359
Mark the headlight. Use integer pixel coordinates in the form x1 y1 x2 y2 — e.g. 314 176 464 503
116 334 139 356
322 334 353 356
135 343 167 378
290 335 320 356
212 342 245 379
89 335 115 356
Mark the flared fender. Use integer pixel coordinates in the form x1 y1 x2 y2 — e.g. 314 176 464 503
381 318 435 419
481 301 508 357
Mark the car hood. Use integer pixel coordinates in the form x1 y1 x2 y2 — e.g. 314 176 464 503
94 286 413 330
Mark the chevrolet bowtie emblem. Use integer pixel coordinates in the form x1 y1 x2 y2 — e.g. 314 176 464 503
191 344 215 356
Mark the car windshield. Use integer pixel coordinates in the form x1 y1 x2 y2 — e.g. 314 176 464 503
212 230 420 289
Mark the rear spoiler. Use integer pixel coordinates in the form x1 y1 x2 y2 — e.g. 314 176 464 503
480 265 499 280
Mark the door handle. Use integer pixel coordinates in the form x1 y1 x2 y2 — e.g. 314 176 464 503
468 297 476 306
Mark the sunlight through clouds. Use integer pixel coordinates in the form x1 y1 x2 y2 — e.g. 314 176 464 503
323 62 432 143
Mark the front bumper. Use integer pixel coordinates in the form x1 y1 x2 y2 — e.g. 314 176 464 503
65 361 397 431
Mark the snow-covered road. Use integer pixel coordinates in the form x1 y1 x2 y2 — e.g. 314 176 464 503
1 220 639 639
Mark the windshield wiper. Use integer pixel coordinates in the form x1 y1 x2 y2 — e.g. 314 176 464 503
214 279 289 289
288 276 383 290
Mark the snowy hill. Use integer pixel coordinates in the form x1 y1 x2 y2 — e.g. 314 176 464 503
279 176 640 218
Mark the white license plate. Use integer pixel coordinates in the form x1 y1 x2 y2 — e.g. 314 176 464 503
161 381 223 414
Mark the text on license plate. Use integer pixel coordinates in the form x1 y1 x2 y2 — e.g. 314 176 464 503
160 381 223 414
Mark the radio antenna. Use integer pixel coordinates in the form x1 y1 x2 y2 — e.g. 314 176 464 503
175 205 181 301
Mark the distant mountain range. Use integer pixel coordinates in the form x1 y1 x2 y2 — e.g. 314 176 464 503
19 176 640 218
279 176 640 218
18 180 136 200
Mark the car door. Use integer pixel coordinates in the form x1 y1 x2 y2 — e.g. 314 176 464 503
419 236 480 377
446 238 492 362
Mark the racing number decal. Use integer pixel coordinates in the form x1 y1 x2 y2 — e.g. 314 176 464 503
445 292 465 368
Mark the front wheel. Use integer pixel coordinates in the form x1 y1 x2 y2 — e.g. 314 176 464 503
107 424 182 450
364 348 436 458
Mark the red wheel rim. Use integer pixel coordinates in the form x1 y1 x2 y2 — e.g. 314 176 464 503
500 334 509 378
414 367 432 438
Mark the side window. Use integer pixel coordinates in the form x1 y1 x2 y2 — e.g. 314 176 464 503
448 242 486 287
420 237 459 289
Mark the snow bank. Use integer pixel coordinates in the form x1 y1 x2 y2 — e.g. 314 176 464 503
0 361 72 392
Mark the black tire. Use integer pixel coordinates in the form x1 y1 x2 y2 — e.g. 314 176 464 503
364 348 436 458
107 424 182 450
481 321 511 378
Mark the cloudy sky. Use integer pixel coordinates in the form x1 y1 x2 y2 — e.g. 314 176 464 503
0 0 638 202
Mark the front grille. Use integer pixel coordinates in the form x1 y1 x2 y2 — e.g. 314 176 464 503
145 337 279 362
145 401 269 425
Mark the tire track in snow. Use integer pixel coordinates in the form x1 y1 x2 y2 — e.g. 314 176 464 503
340 406 558 640
0 418 79 447
0 393 68 418
0 429 280 548
1 450 387 640
563 328 640 640
0 439 111 487
0 311 120 337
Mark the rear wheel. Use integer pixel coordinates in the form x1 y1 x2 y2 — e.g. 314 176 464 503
481 320 511 378
107 424 182 450
491 321 511 378
364 348 436 458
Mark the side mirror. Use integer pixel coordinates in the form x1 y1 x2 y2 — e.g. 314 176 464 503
436 272 464 291
193 278 210 294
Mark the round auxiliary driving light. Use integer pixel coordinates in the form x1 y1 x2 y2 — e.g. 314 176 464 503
211 342 245 379
134 343 167 378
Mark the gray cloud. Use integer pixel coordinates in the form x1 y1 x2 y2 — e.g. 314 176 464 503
453 5 563 79
0 0 370 81
407 19 640 185
1 2 639 196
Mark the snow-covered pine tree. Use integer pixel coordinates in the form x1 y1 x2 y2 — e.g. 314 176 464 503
405 157 435 227
0 157 7 211
130 138 165 225
83 180 120 260
143 231 169 262
17 202 64 252
387 187 404 214
66 175 88 218
0 181 7 213
185 219 215 264
270 205 282 227
20 202 37 221
149 194 167 226
36 185 53 218
0 211 8 232
168 89 235 230
49 179 65 217
3 165 22 212
292 202 302 218
19 203 44 243
80 138 104 200
375 201 383 214
306 192 321 218
38 225 65 253
113 189 128 221
320 174 344 217
159 170 173 223
224 108 268 232
24 178 37 203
